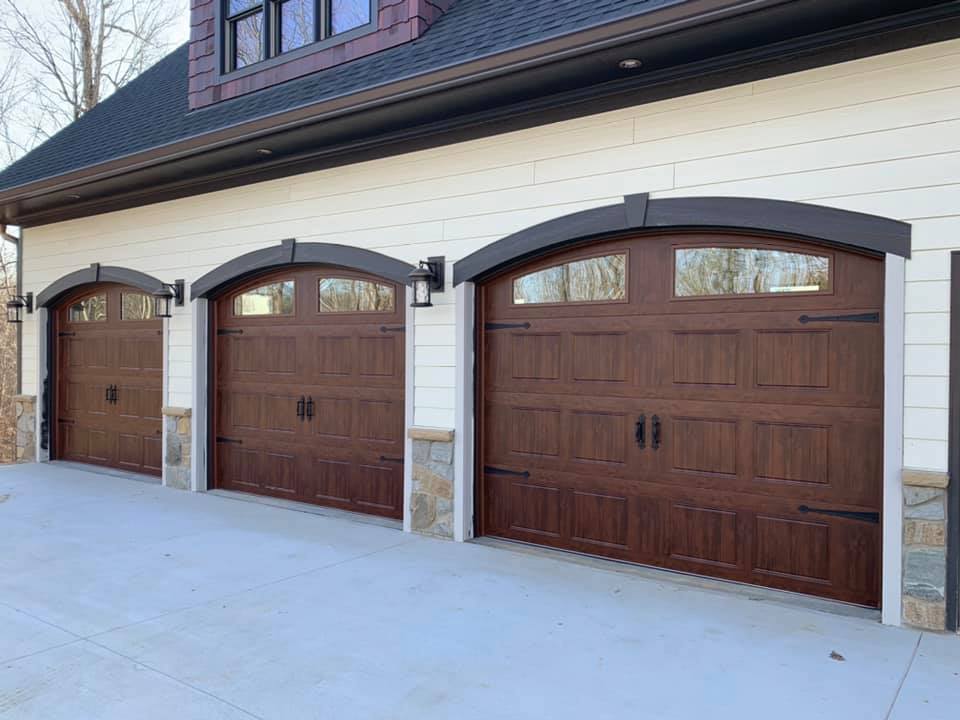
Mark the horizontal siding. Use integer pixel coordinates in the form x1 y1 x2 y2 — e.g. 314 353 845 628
20 38 960 470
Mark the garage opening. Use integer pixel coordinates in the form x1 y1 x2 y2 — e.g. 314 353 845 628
211 265 405 519
53 283 163 475
477 232 883 607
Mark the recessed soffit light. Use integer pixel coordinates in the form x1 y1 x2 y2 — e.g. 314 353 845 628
618 58 643 70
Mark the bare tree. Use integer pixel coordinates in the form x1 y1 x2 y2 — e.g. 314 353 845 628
0 0 183 145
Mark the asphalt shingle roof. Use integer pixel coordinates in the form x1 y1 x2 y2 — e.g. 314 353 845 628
0 0 676 193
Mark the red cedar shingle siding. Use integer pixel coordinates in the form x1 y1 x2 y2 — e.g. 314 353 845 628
188 0 456 110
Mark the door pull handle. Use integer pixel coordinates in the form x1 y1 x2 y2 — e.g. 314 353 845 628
651 415 661 450
635 414 645 449
296 396 305 420
105 386 111 404
306 397 314 420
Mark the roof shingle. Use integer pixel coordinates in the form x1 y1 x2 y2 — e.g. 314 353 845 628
0 0 674 193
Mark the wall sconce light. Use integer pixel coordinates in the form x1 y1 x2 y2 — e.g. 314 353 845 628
408 257 445 308
153 280 185 319
5 292 33 323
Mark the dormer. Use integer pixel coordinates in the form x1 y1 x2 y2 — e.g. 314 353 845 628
189 0 454 109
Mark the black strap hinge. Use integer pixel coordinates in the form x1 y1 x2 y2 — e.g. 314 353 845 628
484 465 530 478
799 312 879 324
379 326 406 333
216 436 243 444
58 331 76 337
798 505 880 523
217 329 244 336
485 322 531 331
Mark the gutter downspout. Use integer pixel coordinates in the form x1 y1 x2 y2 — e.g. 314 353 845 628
0 223 21 395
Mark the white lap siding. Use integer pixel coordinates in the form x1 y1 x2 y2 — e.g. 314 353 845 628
21 38 960 471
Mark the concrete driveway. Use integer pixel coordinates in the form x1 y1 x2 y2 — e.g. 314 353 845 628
1 463 957 720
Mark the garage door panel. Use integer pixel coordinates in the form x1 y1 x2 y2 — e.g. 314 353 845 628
480 232 883 606
753 515 831 584
214 267 404 519
570 491 629 550
55 284 162 477
352 464 402 516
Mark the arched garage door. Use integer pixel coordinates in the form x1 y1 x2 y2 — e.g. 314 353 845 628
53 283 163 475
212 266 405 519
478 232 883 606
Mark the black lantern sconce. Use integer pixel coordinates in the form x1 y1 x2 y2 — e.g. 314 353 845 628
408 257 445 308
153 280 185 319
5 292 33 324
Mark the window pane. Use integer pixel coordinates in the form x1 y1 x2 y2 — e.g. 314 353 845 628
513 254 627 305
228 0 260 16
121 293 156 321
674 248 831 297
278 0 314 53
68 294 107 322
319 278 395 312
232 11 263 69
331 0 370 35
233 281 295 316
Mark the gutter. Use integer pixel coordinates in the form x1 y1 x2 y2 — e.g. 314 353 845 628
0 0 793 205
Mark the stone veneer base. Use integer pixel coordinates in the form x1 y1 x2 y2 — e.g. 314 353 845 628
162 407 192 491
902 468 949 630
13 395 36 464
409 427 454 539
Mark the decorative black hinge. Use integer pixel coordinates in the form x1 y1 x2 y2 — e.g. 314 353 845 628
380 456 404 464
215 436 243 444
58 331 76 337
217 329 244 335
483 465 530 478
798 312 880 324
485 322 531 331
798 505 880 523
379 326 406 333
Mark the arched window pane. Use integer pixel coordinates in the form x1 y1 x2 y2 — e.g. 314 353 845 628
513 254 627 305
68 294 107 322
233 281 295 316
319 278 394 312
675 248 830 297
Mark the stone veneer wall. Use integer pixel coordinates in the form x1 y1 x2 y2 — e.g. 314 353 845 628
162 407 192 490
409 427 454 539
13 395 36 463
902 469 950 630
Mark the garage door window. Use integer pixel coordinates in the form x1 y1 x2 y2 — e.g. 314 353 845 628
674 247 830 297
68 294 107 322
318 277 394 313
121 293 156 321
233 281 295 316
513 253 627 305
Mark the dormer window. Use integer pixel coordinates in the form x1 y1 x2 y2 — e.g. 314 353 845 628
224 0 373 73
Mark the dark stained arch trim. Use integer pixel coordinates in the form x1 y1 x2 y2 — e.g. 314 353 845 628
190 239 417 299
453 194 912 284
36 263 167 307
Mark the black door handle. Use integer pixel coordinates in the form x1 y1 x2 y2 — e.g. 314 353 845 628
296 396 305 420
306 397 314 419
635 414 645 449
105 385 111 404
652 415 661 450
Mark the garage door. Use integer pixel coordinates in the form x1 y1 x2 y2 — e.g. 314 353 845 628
213 266 405 519
478 233 883 606
54 283 163 475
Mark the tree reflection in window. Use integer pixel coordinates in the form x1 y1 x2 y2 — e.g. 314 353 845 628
675 247 830 297
233 281 295 316
513 254 626 305
68 294 107 322
319 278 394 312
121 293 156 321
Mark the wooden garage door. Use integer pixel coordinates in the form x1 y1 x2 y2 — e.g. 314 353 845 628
212 266 405 519
54 283 163 475
479 232 884 606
